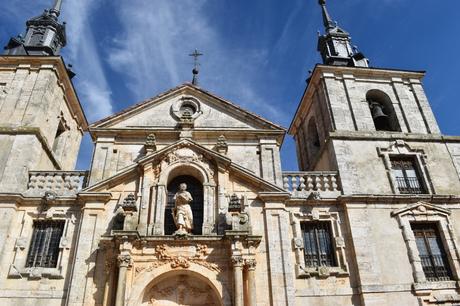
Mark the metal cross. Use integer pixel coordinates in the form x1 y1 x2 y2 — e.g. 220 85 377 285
189 49 203 70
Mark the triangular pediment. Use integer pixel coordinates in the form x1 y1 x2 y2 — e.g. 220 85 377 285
90 84 285 131
83 139 285 194
391 201 451 217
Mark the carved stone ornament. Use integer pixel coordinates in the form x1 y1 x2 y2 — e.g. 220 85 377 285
145 133 157 152
228 194 241 212
148 275 218 306
117 254 133 268
135 244 220 278
215 135 228 154
231 256 244 267
293 237 304 249
163 147 215 180
245 259 257 270
122 193 137 212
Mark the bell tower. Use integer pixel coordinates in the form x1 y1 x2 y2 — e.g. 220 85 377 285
0 0 88 192
289 0 452 195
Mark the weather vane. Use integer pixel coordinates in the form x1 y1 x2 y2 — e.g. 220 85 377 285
189 49 203 86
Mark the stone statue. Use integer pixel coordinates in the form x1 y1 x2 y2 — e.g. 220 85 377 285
173 183 194 235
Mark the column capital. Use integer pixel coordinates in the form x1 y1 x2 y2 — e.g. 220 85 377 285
245 258 257 271
231 256 244 267
117 254 133 268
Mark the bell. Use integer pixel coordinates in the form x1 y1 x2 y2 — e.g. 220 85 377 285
370 102 388 120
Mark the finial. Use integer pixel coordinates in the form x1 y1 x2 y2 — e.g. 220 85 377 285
189 49 203 86
50 0 63 18
318 0 335 32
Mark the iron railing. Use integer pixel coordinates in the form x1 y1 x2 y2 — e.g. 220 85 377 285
395 176 425 194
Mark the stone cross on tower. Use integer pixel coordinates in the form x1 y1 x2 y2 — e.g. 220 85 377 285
189 49 203 86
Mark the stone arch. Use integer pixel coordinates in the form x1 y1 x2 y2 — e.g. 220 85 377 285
366 89 401 132
127 263 230 306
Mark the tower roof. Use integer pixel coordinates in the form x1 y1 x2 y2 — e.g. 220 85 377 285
4 0 67 56
316 0 369 68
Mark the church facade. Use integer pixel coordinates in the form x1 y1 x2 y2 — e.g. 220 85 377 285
1 1 460 306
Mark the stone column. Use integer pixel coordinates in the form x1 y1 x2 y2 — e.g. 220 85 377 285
245 259 257 306
115 254 132 306
232 256 244 306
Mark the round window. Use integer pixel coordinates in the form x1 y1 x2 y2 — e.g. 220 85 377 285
179 103 197 116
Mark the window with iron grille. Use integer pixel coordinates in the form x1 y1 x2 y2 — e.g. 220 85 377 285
26 220 65 268
391 157 426 194
411 223 452 282
301 221 336 267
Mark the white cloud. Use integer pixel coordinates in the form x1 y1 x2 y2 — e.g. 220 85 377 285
107 0 289 123
62 0 113 121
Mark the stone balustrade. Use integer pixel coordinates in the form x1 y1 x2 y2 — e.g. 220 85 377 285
282 171 342 198
26 171 88 196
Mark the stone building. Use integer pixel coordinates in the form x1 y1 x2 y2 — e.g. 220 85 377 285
0 0 459 305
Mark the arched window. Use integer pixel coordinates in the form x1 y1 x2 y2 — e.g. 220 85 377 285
165 175 204 235
306 117 321 161
367 90 401 132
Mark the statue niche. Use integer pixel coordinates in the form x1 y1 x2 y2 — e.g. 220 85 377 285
166 176 204 235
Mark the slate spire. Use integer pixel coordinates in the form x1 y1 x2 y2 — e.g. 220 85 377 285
317 0 369 67
4 0 67 56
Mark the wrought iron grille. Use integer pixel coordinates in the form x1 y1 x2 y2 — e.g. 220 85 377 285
26 220 65 268
166 175 204 235
391 158 425 194
301 221 336 267
411 223 452 282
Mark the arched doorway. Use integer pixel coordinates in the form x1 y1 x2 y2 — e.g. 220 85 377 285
143 274 221 306
165 175 204 235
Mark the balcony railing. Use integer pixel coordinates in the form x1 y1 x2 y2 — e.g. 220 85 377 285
282 171 342 198
395 177 425 194
420 254 452 282
26 171 88 196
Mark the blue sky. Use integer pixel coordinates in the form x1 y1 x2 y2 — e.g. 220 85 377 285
1 0 459 171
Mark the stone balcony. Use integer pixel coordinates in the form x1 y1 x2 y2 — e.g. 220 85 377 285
282 171 342 199
26 171 88 197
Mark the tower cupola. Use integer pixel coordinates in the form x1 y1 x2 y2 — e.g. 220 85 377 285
4 0 67 56
317 0 369 67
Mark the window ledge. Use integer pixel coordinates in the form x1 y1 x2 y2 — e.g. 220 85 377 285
412 280 459 293
295 264 349 279
8 264 64 280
